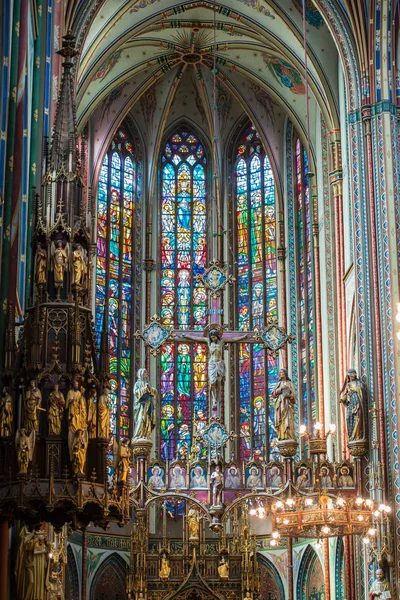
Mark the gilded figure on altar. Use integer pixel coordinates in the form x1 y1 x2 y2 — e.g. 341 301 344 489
0 386 13 437
97 386 111 438
52 240 68 286
66 380 87 433
35 243 47 285
23 380 43 432
15 526 50 600
47 383 65 435
72 244 87 286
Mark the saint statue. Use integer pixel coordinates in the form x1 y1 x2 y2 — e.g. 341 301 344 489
35 243 47 285
340 369 368 442
132 369 156 441
210 465 223 507
97 386 111 439
218 557 229 579
24 380 43 432
46 551 66 600
52 240 68 286
47 383 65 436
16 429 35 473
117 438 132 483
159 553 170 579
187 507 200 541
87 386 97 438
72 244 87 286
0 386 13 437
272 369 297 441
369 568 392 598
66 380 87 433
244 592 252 600
15 527 50 600
70 429 88 475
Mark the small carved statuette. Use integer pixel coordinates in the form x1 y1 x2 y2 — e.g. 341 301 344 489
340 369 368 442
87 386 97 438
70 428 88 475
187 507 200 541
97 386 111 439
132 369 156 441
210 464 223 507
159 552 170 579
47 383 65 436
117 438 132 483
0 386 13 437
66 380 87 433
35 243 47 285
24 380 43 432
218 556 229 579
272 368 297 441
52 240 68 287
72 244 87 286
369 568 392 598
16 428 35 473
15 527 50 600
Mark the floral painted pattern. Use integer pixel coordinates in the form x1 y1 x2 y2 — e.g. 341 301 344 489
263 55 305 95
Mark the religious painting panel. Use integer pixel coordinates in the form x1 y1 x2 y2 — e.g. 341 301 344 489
245 462 263 489
224 463 242 489
169 463 187 488
190 463 208 488
148 462 166 488
295 462 313 489
266 461 284 489
335 461 355 488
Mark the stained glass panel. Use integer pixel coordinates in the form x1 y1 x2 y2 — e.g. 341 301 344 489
160 130 208 461
95 128 138 440
235 123 278 461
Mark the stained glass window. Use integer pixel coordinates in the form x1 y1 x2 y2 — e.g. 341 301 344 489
295 138 315 425
95 127 138 439
160 130 208 461
235 123 278 461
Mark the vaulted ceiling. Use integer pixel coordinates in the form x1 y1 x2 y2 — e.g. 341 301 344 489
73 0 341 188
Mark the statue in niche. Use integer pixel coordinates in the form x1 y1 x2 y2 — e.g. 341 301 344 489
35 243 47 285
66 380 87 433
97 385 111 439
218 556 229 579
159 552 171 579
15 527 51 600
369 568 392 598
70 428 88 475
117 438 132 483
87 386 97 438
0 386 13 437
187 507 200 541
340 369 368 442
210 464 223 507
72 244 87 286
23 380 43 432
16 428 35 474
272 368 297 441
47 383 65 435
52 240 68 286
132 368 156 441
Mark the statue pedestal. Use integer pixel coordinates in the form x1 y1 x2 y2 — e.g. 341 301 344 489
132 438 153 457
348 439 368 457
277 438 298 458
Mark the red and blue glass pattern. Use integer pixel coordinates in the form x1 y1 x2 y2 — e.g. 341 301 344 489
295 138 315 425
160 130 208 461
96 128 137 439
236 124 278 461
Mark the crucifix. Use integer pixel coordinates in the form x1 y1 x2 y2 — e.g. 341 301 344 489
136 259 293 420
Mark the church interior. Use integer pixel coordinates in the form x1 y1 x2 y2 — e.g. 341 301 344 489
0 1 399 599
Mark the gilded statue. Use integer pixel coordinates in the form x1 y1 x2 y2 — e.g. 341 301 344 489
72 244 87 286
46 551 66 600
52 240 68 286
218 556 229 579
15 526 50 600
87 386 97 438
244 592 252 600
97 386 111 439
159 553 170 579
16 429 35 473
187 507 200 541
35 243 47 285
340 369 368 442
47 383 65 436
117 438 131 483
272 368 297 441
66 380 87 433
369 568 392 598
210 464 223 507
70 429 88 475
23 380 43 432
132 369 156 441
0 386 13 437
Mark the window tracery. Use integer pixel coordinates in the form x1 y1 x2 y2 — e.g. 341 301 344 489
160 129 208 461
234 123 278 461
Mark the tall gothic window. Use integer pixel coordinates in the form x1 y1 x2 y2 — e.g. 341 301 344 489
295 137 315 424
95 128 139 439
160 129 208 461
234 123 278 461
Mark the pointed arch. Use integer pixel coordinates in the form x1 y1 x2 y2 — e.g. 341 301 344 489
257 553 284 600
335 538 345 600
65 545 80 600
297 545 325 600
89 552 127 600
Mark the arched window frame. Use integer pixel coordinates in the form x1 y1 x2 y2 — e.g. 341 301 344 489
294 136 315 426
95 125 142 440
230 121 279 462
158 126 210 461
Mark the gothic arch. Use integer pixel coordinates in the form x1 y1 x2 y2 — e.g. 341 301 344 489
335 538 345 600
65 545 80 600
297 545 325 600
257 554 284 600
89 553 127 600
